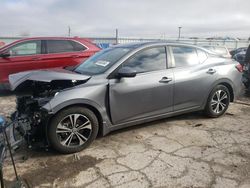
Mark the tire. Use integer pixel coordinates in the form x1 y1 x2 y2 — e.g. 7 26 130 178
48 106 99 154
205 85 230 118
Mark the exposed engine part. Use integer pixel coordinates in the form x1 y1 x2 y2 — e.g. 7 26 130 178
14 79 87 98
12 79 87 147
7 69 91 151
10 96 50 150
10 78 88 150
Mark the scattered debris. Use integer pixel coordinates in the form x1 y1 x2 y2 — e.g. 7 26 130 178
186 121 193 125
21 155 28 162
135 135 143 139
193 123 203 127
73 154 80 161
235 100 250 106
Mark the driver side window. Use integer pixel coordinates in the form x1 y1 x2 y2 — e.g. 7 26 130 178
123 47 167 73
8 40 41 56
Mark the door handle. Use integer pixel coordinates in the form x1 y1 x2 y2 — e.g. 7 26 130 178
207 68 216 74
159 77 172 83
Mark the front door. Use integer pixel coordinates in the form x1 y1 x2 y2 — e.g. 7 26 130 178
109 46 174 124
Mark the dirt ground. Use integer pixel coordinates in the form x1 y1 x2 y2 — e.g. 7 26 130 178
0 91 250 188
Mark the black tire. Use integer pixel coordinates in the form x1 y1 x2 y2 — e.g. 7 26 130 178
205 85 230 118
48 106 99 154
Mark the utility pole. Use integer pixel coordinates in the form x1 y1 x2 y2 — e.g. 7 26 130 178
178 26 182 40
68 26 71 37
115 28 119 44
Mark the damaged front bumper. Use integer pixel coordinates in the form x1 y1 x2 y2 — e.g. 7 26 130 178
7 68 91 149
13 98 52 149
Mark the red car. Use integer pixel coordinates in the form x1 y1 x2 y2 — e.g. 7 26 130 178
0 37 100 88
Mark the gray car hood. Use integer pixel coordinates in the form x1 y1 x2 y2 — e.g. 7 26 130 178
9 69 91 91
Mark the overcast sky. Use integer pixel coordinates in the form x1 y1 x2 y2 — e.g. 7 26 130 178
0 0 250 38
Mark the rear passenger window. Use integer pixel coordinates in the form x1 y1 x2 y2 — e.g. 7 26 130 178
171 46 200 67
47 40 75 53
71 41 87 51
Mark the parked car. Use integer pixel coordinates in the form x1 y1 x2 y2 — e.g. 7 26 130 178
233 51 246 65
230 47 247 57
233 51 250 90
9 42 242 154
0 37 100 88
202 45 231 58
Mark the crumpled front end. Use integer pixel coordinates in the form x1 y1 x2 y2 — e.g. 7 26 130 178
8 69 91 148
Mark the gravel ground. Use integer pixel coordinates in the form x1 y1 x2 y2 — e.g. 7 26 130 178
0 91 250 188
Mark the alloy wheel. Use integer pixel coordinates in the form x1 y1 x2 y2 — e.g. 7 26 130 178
210 90 229 114
56 114 92 147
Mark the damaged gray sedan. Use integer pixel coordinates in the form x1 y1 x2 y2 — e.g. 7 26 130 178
9 42 242 153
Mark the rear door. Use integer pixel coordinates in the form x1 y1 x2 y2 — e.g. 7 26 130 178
0 40 43 83
109 46 174 124
42 40 87 69
168 45 217 111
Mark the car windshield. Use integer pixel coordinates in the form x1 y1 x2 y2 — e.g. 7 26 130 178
74 47 132 75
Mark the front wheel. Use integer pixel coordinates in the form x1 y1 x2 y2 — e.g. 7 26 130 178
48 106 99 154
205 85 230 118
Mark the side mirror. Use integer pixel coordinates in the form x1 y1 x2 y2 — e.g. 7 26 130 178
0 51 10 58
117 67 137 78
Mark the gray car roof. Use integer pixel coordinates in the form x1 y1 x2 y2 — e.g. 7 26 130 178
111 41 214 54
113 41 203 48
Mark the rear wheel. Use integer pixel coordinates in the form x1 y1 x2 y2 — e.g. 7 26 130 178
48 106 99 154
205 85 230 118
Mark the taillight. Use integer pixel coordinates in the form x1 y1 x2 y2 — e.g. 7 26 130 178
235 64 243 73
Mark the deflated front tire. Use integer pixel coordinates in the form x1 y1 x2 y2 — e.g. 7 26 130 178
48 106 99 154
